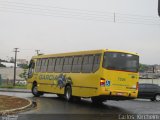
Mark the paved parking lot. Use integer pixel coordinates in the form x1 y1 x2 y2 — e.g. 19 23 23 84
0 91 160 120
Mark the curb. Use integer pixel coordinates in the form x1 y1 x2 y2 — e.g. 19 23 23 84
0 89 31 93
0 97 33 115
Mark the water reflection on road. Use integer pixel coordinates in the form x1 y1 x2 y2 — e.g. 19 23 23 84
1 92 160 115
28 96 130 114
0 92 130 114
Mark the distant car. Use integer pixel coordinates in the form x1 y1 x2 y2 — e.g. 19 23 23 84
138 83 160 101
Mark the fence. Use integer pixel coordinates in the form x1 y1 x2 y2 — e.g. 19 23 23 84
0 67 26 86
139 79 160 85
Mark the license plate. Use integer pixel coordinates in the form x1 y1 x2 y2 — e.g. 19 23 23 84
116 92 123 96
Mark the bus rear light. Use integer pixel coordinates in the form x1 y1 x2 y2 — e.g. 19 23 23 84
100 78 105 86
136 82 139 90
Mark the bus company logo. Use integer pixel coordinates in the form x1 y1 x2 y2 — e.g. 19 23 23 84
39 74 55 80
56 74 73 89
118 77 126 81
106 80 111 86
39 74 73 89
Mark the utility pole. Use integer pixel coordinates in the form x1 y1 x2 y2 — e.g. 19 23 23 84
35 50 40 55
13 48 19 86
158 0 160 17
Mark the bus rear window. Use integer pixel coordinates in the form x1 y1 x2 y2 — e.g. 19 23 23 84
103 52 139 72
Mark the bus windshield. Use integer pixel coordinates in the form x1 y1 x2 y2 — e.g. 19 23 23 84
103 52 139 72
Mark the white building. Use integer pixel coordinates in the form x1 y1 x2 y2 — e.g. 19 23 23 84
0 62 17 68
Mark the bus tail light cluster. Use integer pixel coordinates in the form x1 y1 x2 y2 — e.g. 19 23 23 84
136 82 139 90
100 78 105 86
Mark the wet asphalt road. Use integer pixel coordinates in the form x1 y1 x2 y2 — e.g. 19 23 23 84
0 92 160 120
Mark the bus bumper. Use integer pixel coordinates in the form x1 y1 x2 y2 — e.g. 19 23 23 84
98 88 138 100
97 95 135 100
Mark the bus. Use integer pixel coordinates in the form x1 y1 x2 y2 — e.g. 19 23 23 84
27 49 139 103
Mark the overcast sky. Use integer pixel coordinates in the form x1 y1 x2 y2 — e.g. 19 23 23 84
0 0 160 64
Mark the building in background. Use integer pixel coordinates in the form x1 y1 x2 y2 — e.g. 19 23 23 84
154 65 160 73
10 58 28 65
17 59 28 65
145 65 160 73
0 62 15 68
140 65 160 79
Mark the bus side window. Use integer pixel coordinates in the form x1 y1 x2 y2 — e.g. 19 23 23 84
41 59 45 72
55 57 64 72
93 54 101 72
82 55 94 73
72 56 79 73
35 59 39 72
69 57 73 72
47 58 56 72
41 59 48 73
77 56 83 72
35 59 42 73
63 56 73 73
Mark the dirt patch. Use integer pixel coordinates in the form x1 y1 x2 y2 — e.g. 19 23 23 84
0 95 30 111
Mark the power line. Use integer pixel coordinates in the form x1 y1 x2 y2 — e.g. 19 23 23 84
0 7 114 22
116 12 159 19
0 7 159 25
0 0 113 18
0 6 113 21
0 6 112 20
0 6 158 25
0 2 113 18
0 0 158 18
0 0 113 15
0 0 159 25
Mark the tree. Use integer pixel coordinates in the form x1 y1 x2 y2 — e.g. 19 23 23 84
139 64 149 72
19 69 28 80
0 64 6 67
18 64 28 69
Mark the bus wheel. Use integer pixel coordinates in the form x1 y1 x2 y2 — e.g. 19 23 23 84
64 86 72 102
32 85 41 97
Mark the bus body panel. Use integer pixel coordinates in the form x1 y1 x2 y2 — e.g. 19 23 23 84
28 70 102 97
102 70 139 98
27 49 139 100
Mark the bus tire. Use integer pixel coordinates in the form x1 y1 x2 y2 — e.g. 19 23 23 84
32 85 41 97
64 86 72 102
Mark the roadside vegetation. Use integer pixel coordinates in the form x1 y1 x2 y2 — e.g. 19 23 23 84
0 84 27 89
139 63 149 72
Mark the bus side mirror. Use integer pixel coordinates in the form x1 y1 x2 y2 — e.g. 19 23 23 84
158 0 160 16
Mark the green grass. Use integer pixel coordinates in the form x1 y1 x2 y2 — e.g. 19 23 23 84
0 84 27 89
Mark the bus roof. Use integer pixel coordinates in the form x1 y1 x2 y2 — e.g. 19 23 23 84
32 49 138 59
